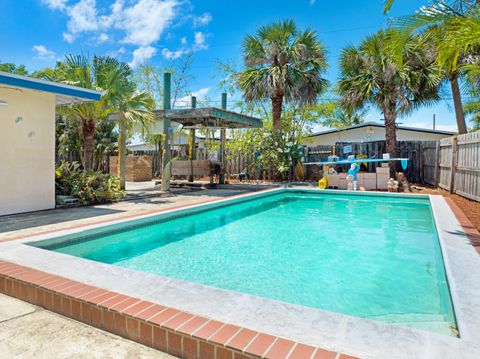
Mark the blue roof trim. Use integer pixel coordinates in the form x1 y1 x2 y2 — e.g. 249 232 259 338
0 72 101 101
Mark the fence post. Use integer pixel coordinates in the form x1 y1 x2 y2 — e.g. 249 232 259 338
449 135 458 194
419 143 424 183
434 141 440 187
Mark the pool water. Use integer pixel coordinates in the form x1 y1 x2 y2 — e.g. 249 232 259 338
42 191 457 335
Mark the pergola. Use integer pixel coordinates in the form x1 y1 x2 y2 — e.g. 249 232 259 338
154 73 262 191
153 107 262 129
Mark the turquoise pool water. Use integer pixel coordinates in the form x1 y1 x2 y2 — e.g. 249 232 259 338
40 191 456 335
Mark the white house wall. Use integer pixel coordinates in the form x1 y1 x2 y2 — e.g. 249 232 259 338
0 88 56 215
303 126 452 146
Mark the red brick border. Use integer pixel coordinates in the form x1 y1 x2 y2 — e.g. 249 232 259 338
0 260 358 359
445 197 480 255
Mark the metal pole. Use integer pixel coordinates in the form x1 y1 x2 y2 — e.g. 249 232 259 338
219 93 227 184
433 113 436 130
161 72 171 191
188 96 197 182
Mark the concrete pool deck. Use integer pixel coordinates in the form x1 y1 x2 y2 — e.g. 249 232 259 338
0 186 261 241
1 187 480 359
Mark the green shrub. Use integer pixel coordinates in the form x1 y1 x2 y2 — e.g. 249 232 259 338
55 161 126 205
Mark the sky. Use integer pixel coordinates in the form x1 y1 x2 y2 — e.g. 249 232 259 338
0 0 464 132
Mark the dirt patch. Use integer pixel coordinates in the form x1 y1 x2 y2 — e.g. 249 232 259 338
410 186 480 231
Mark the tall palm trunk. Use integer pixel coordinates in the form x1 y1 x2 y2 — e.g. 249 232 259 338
384 112 398 178
118 120 127 190
83 136 95 172
450 75 467 134
81 119 96 171
271 94 283 132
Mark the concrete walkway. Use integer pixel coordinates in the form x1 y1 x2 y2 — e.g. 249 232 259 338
0 183 264 242
0 294 175 359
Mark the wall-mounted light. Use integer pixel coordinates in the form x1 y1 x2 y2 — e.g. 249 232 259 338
0 100 8 107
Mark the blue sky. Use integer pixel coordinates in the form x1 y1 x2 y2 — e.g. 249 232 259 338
0 0 462 132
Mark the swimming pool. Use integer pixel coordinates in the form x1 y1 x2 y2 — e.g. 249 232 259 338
32 190 456 336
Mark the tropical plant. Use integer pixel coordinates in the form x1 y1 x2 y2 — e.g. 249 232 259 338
226 102 319 181
54 55 120 171
95 59 155 190
385 0 480 133
236 19 328 132
321 104 367 129
56 114 118 171
110 93 154 189
0 62 29 75
55 161 125 204
464 98 480 130
337 30 442 176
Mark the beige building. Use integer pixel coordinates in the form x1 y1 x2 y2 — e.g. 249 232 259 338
0 71 100 216
303 122 455 146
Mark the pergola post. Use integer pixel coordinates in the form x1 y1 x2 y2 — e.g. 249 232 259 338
161 72 172 191
219 93 227 184
188 96 197 182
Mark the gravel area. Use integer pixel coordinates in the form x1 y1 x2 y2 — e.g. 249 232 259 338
411 186 480 230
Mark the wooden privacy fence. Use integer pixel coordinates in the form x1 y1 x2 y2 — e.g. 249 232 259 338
306 141 434 183
421 142 438 186
304 133 480 202
437 131 480 201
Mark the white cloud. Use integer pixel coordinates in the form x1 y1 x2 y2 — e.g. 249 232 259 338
62 32 75 43
63 0 100 42
32 45 55 60
41 0 212 62
44 0 178 47
98 33 109 43
161 48 189 60
176 87 210 106
41 0 67 10
193 13 212 27
161 31 209 60
129 46 157 68
194 31 208 50
111 0 178 47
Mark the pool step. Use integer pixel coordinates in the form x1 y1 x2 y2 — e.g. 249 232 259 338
367 313 457 336
368 313 447 324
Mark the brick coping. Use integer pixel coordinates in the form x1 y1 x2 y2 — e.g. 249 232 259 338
0 260 357 359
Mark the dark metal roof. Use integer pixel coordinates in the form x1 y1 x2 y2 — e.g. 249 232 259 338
153 107 262 129
308 121 456 137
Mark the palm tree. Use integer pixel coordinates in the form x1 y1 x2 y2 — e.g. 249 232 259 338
55 55 112 171
386 1 480 134
322 105 366 129
113 92 154 190
338 30 442 176
236 19 328 132
102 62 154 190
